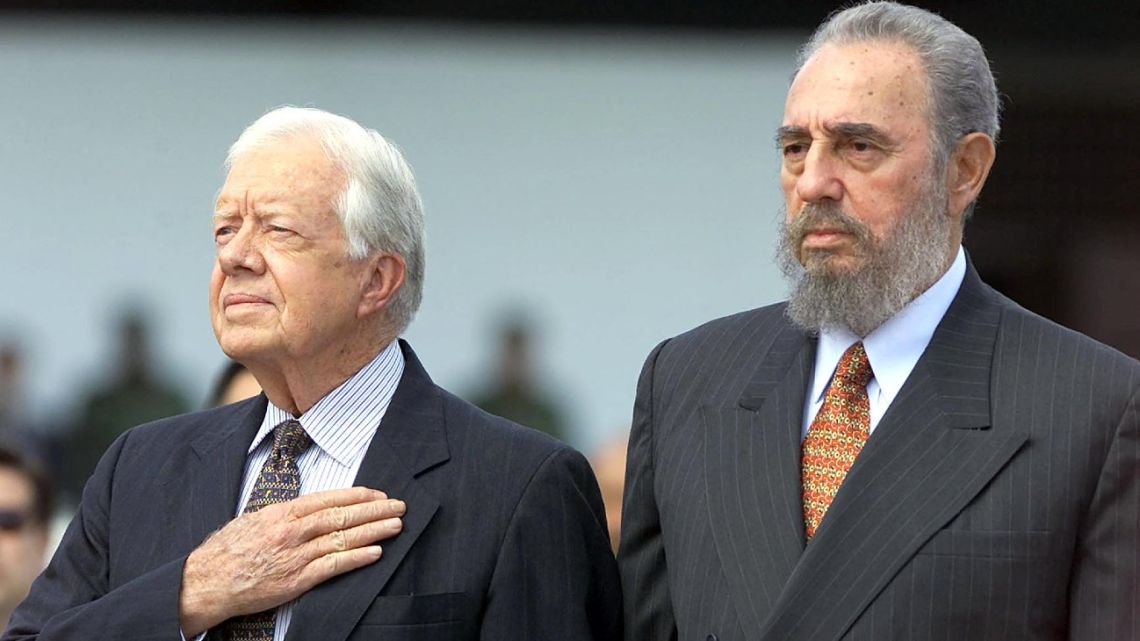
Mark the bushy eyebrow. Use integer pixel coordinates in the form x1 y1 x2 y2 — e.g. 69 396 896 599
774 122 897 148
775 125 809 147
825 122 896 146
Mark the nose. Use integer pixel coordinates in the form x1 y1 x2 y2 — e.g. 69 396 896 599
795 144 844 204
217 224 265 275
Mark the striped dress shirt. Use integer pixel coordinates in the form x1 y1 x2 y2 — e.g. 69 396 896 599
230 340 405 641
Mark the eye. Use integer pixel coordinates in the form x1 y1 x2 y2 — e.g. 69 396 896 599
847 139 878 154
782 142 808 158
267 225 294 235
214 225 236 244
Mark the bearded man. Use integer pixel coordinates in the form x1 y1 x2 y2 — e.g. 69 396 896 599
618 3 1140 641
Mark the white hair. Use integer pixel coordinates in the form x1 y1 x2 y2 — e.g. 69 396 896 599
798 1 1001 219
226 106 425 334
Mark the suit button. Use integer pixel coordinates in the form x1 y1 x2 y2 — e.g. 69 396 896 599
707 636 718 641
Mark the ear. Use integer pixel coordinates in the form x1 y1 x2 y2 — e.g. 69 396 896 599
946 132 996 223
357 253 406 320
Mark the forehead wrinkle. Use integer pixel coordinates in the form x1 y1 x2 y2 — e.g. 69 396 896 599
213 192 299 220
787 42 930 129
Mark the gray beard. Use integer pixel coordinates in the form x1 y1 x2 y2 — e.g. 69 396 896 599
777 180 953 337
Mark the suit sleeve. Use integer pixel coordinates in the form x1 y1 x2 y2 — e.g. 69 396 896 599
480 446 622 641
3 431 187 641
1069 383 1140 640
617 341 678 641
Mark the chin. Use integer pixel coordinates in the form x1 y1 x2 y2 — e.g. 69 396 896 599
217 332 271 364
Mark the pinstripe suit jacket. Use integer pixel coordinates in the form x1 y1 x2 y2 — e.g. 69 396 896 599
619 263 1140 641
6 341 622 641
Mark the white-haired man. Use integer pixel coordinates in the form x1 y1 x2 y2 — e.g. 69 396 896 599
6 107 621 641
619 3 1140 640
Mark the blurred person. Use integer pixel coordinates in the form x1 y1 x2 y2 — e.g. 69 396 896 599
0 344 42 460
207 361 262 407
590 435 627 554
0 446 53 631
620 3 1140 640
67 311 188 498
0 345 23 432
7 106 620 641
471 317 568 441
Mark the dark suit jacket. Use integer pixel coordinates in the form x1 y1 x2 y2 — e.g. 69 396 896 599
6 341 621 641
619 264 1140 641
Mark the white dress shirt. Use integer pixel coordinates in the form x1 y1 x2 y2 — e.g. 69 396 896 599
203 340 405 641
802 247 966 438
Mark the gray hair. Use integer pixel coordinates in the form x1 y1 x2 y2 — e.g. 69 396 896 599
226 106 425 334
798 2 1000 187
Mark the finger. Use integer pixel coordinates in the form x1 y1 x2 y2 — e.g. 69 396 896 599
308 517 403 558
285 486 388 518
298 498 406 540
297 546 384 591
332 505 347 530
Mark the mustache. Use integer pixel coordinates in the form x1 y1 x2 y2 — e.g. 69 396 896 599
786 202 872 244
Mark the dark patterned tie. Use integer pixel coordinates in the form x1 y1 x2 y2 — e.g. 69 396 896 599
221 419 313 641
801 342 874 540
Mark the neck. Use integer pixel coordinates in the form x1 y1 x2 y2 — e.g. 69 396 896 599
249 335 394 416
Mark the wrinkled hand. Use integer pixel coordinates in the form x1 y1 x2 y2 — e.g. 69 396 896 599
179 486 404 636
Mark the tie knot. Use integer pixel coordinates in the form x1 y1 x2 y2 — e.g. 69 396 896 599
836 341 873 388
270 419 313 462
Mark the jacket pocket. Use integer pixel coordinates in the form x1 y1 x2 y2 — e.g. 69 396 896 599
357 592 474 626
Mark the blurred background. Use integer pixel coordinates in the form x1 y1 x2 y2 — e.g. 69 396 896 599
0 0 1136 549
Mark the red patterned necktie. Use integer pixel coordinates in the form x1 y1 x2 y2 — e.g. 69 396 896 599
221 419 313 641
802 341 873 540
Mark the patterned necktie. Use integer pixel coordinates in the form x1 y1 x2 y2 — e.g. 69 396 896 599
222 419 313 641
802 341 873 541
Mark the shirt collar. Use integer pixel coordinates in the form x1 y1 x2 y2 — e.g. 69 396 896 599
252 340 405 466
811 246 966 403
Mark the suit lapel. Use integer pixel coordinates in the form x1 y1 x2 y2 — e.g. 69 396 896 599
178 394 267 549
285 341 446 641
759 263 1029 641
704 322 814 639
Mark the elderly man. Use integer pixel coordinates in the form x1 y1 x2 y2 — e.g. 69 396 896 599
7 107 620 641
619 3 1140 641
0 447 52 630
